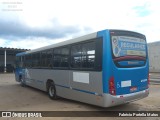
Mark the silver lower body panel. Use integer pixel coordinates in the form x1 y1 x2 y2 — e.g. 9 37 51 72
103 89 149 107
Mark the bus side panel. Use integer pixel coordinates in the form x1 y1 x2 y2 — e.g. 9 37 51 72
22 69 105 106
23 69 70 92
24 69 101 95
69 71 103 95
56 70 104 107
56 85 105 107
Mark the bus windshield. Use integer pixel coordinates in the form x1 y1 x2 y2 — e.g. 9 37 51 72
111 36 146 59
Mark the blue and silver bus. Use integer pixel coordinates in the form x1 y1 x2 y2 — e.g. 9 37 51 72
15 29 149 107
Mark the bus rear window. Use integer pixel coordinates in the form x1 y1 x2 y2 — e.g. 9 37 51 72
111 36 146 58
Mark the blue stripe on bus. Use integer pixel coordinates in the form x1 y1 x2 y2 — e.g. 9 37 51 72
55 84 70 89
55 84 102 96
72 88 96 95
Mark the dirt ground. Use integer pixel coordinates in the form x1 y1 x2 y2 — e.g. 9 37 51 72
0 74 160 120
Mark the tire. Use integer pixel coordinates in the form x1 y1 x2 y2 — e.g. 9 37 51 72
20 77 25 87
48 82 57 100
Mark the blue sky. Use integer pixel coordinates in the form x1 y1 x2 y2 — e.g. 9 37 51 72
0 0 160 49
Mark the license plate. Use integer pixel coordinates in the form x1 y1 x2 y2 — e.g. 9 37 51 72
130 87 137 92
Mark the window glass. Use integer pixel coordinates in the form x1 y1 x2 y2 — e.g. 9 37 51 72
71 41 95 69
32 53 36 67
71 44 82 68
82 42 95 68
111 36 146 58
53 47 69 68
20 39 99 70
54 48 61 55
32 52 41 68
46 50 53 68
25 54 32 68
41 51 46 67
53 48 61 67
40 50 53 68
47 50 52 58
61 47 69 67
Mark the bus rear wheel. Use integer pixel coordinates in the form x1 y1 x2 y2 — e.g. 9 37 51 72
48 82 57 100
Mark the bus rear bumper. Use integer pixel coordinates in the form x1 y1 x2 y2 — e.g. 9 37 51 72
103 89 149 107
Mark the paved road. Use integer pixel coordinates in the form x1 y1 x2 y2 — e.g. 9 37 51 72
0 74 159 120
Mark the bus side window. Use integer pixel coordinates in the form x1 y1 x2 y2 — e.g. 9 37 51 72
25 54 32 68
41 51 47 68
32 53 40 68
53 48 61 67
22 56 25 68
82 41 95 68
32 53 36 68
46 50 53 68
61 47 69 68
71 44 82 68
15 56 20 68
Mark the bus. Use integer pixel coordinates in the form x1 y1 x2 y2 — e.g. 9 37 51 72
15 29 149 107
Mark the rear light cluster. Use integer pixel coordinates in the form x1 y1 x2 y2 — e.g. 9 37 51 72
109 76 116 95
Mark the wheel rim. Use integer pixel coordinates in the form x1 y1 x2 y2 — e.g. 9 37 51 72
49 86 54 97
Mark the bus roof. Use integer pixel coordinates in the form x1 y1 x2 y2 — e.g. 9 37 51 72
19 32 97 55
16 29 145 56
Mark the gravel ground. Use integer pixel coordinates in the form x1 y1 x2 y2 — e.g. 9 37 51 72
0 73 159 120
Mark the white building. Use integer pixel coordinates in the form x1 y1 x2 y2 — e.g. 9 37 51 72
148 41 160 72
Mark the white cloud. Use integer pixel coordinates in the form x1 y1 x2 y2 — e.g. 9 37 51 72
2 37 69 49
0 0 160 49
0 38 6 46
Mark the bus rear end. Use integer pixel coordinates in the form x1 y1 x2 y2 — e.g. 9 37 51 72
103 30 149 107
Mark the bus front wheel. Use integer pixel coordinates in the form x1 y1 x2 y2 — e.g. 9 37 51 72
48 82 57 100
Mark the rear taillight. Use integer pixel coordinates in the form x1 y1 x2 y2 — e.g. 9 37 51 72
109 76 116 95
